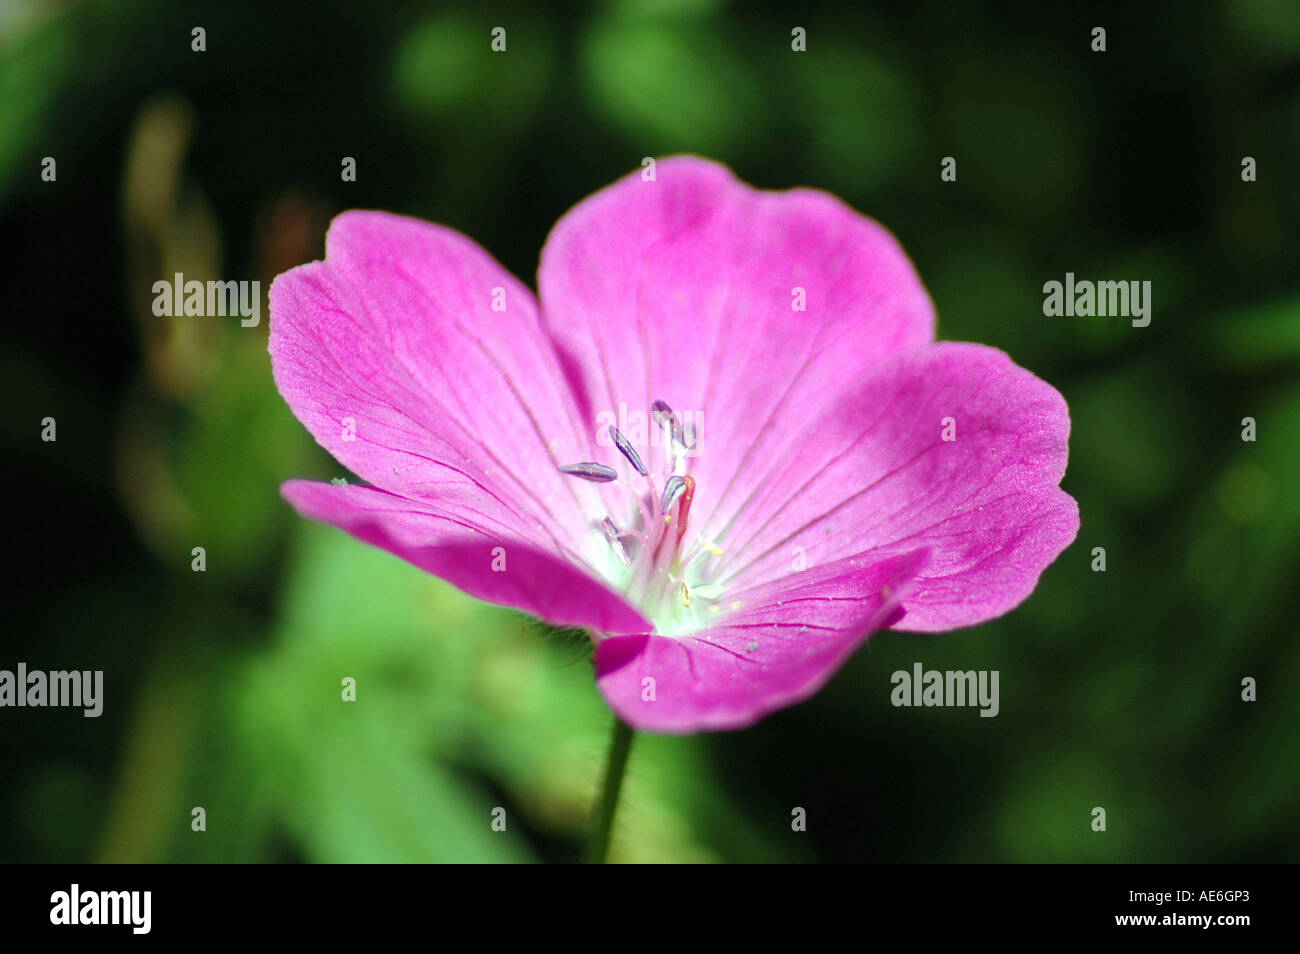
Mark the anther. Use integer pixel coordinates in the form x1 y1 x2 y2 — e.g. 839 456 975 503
659 475 685 514
608 426 647 476
559 462 618 482
651 398 685 448
601 517 630 567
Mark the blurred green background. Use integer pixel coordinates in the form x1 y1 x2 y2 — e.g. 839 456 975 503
3 0 1298 863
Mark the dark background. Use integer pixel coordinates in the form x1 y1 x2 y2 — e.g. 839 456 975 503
2 0 1297 862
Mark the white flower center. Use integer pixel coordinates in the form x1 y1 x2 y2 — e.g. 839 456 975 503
558 399 727 637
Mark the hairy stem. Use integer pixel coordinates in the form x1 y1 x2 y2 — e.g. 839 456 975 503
585 717 635 863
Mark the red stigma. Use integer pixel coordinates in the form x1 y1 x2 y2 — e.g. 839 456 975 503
675 475 695 548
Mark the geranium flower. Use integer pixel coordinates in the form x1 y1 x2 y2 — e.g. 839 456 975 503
269 156 1078 734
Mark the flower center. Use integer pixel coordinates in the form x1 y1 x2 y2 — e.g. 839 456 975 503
558 398 725 636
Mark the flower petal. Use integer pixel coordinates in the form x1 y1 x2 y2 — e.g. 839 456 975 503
537 155 935 538
269 210 619 576
697 342 1079 633
282 479 651 634
594 548 930 733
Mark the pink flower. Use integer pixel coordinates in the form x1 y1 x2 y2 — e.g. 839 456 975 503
269 157 1078 733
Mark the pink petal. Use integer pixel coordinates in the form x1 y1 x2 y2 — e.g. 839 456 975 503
594 549 931 733
538 155 935 543
282 479 651 634
696 342 1079 633
269 210 623 577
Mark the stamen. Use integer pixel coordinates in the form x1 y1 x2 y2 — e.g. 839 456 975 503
679 580 691 607
659 475 685 514
559 462 618 482
608 426 647 476
651 398 685 448
614 480 655 541
616 527 650 548
601 517 630 567
674 537 720 575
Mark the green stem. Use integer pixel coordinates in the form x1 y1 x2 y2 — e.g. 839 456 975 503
585 717 635 863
